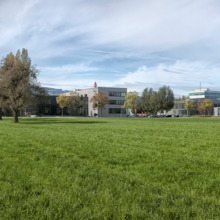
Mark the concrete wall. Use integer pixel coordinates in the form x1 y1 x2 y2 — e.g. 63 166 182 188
97 87 127 117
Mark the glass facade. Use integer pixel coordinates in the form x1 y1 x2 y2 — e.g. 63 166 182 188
25 96 88 116
167 101 188 115
109 108 126 114
190 92 220 107
189 91 220 102
109 91 126 97
109 100 125 105
189 92 205 96
204 92 220 101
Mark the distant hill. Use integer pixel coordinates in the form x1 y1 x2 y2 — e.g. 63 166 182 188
44 87 71 96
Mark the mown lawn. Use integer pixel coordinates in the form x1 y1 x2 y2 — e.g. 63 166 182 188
0 117 219 219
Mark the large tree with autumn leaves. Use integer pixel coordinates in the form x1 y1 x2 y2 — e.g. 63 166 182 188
0 49 46 122
56 94 69 116
123 91 139 114
90 92 109 117
184 100 195 116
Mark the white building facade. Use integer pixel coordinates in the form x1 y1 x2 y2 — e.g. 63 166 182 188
64 84 127 117
214 107 220 117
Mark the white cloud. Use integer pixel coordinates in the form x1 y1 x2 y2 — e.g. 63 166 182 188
1 0 220 55
114 61 220 96
39 64 99 75
1 0 220 95
40 60 220 97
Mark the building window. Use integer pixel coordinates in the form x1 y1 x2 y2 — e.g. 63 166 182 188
109 108 126 114
109 100 125 105
109 91 126 97
189 92 205 96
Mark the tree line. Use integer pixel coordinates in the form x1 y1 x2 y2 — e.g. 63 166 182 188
123 87 215 117
0 49 47 123
123 86 175 115
184 99 214 116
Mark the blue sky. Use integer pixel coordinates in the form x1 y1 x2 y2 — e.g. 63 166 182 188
1 0 220 96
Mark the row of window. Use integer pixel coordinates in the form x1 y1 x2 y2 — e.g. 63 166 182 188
205 92 220 96
205 96 220 101
189 92 205 96
109 100 125 105
189 92 220 96
108 108 126 114
109 91 126 97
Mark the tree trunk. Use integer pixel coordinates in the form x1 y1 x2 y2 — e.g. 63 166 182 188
14 110 19 123
62 109 63 117
188 109 190 117
0 108 2 120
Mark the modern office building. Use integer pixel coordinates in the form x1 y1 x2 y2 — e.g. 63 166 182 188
189 88 220 106
189 88 220 115
63 83 127 117
167 88 220 116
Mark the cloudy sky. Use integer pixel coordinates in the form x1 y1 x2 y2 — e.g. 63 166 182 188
1 0 220 96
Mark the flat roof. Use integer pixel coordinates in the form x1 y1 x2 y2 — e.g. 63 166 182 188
189 88 220 93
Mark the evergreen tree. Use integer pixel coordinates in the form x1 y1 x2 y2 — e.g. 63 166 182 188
141 88 154 113
149 91 160 114
157 86 174 112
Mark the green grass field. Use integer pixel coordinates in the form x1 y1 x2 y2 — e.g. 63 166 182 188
0 117 219 219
